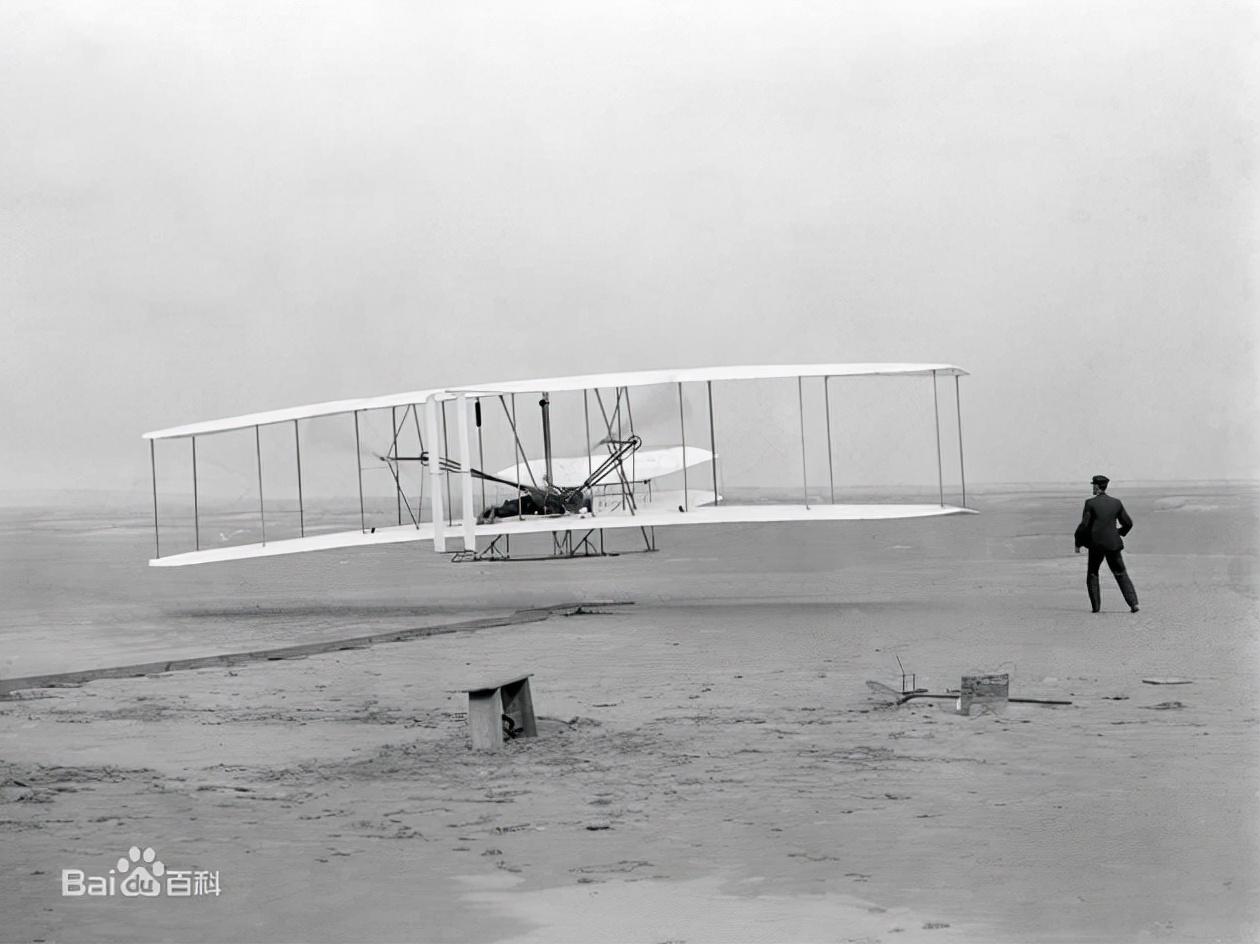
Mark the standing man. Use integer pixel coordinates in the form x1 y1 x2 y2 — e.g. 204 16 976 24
1074 474 1140 613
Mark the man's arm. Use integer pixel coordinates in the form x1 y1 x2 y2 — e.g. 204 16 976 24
1117 502 1133 537
1075 502 1093 551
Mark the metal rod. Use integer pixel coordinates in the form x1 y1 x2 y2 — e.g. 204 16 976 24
593 389 636 513
476 398 486 513
677 383 688 511
511 394 522 519
380 450 419 527
955 375 967 508
932 371 944 507
191 436 200 551
583 390 593 493
798 377 809 509
540 393 553 487
497 394 539 490
456 394 475 551
441 401 452 527
706 380 718 505
353 411 365 533
393 406 401 526
824 376 835 504
255 425 266 545
412 403 425 527
150 440 160 559
425 398 444 551
294 420 305 538
624 387 637 484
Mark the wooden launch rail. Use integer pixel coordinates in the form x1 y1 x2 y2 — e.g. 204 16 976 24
0 602 630 697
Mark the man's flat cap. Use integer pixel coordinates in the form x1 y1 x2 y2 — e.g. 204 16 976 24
1091 474 1110 487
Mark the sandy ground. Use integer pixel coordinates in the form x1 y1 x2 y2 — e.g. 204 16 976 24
1 487 1258 943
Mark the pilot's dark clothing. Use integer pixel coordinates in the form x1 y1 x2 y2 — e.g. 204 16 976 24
1074 493 1138 612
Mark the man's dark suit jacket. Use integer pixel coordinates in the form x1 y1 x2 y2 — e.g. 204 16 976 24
1074 493 1133 551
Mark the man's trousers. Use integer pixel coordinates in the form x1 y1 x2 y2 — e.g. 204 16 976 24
1086 547 1139 612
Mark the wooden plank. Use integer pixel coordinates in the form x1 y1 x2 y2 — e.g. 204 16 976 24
0 612 551 697
464 673 532 695
468 689 505 750
959 673 1010 716
501 677 537 738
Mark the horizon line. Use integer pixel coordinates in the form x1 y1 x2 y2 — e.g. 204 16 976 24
0 477 1257 510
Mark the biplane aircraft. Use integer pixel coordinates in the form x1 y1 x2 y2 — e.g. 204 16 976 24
142 364 975 566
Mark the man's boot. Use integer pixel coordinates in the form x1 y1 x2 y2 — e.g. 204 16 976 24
1116 572 1139 613
1087 574 1101 613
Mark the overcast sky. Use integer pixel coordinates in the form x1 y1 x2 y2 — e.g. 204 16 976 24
2 0 1256 497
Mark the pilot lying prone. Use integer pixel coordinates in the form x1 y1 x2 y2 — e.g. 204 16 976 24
478 488 592 524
